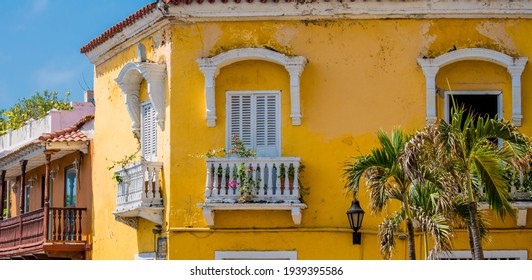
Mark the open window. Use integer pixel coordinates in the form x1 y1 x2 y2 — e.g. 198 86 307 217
444 91 502 123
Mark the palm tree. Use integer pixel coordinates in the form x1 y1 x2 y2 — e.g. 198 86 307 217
404 106 529 259
377 181 454 260
342 129 419 259
408 181 454 259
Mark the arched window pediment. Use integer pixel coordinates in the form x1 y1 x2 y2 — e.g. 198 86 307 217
196 48 307 127
115 62 166 134
418 48 528 126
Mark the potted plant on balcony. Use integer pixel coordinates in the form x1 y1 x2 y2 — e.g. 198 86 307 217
504 165 532 201
278 163 287 193
198 135 258 202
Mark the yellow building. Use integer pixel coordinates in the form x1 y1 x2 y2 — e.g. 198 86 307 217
81 0 532 260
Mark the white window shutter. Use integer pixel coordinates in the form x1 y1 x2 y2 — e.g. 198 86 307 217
255 94 279 157
227 91 280 157
141 102 157 161
229 95 253 149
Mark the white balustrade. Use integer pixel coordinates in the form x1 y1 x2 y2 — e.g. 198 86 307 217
115 161 163 212
204 157 302 203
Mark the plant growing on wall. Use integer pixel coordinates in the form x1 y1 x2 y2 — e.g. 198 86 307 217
0 91 72 135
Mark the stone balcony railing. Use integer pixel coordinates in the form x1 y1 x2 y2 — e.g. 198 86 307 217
113 161 164 226
479 186 532 227
199 157 307 226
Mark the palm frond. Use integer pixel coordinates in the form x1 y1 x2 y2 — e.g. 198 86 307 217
378 212 404 260
471 146 514 219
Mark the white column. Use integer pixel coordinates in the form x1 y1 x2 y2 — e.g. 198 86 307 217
119 82 141 136
418 61 440 125
198 65 219 127
285 57 307 126
507 61 527 126
142 64 167 130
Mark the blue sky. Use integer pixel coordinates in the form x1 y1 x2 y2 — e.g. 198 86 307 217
0 0 153 111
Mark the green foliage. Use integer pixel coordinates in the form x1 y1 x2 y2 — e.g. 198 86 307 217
227 135 256 158
0 91 72 135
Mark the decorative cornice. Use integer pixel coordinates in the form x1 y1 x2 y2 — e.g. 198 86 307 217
82 0 532 65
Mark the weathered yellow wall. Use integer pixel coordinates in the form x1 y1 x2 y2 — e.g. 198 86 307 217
92 18 532 260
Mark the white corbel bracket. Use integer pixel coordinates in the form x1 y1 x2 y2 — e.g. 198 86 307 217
115 62 167 135
197 48 307 127
418 48 528 126
198 203 307 226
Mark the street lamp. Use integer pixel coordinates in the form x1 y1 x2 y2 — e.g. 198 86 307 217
346 199 365 245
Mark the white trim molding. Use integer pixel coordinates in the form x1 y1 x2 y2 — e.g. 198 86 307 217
198 203 307 226
215 251 297 260
83 1 532 65
418 48 528 126
196 48 307 127
115 62 167 134
437 250 528 260
443 90 502 123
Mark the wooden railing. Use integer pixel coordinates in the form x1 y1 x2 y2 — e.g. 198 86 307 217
0 209 44 254
204 157 302 203
0 207 87 258
49 207 87 242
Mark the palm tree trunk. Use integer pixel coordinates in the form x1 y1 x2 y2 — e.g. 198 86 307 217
466 225 476 259
423 231 429 260
406 219 416 260
468 202 484 260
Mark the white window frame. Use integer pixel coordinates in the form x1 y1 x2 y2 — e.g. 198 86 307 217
226 90 281 157
437 250 528 260
444 90 502 123
141 100 158 162
215 251 297 260
24 183 31 213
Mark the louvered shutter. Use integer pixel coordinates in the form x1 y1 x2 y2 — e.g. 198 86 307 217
227 91 280 157
141 102 157 161
254 94 279 157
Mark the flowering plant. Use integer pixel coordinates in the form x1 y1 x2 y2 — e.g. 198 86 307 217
197 135 259 202
228 136 259 202
234 163 261 203
227 135 256 158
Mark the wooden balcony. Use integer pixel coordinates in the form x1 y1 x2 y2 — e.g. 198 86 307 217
113 161 164 226
198 157 307 226
0 207 89 259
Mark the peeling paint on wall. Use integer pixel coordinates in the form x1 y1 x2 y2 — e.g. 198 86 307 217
477 21 518 55
420 21 436 57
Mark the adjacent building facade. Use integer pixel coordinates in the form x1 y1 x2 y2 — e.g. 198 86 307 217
81 0 532 260
0 102 95 259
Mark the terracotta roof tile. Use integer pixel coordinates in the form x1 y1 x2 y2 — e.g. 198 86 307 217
38 115 94 143
80 3 158 54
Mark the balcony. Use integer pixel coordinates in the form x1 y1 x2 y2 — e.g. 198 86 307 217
0 208 89 259
113 161 164 227
198 157 307 226
478 186 532 227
